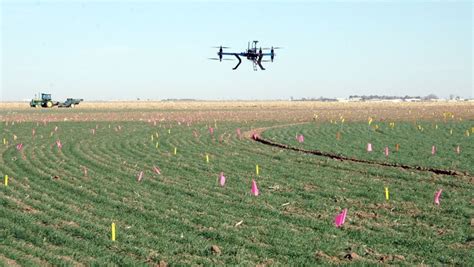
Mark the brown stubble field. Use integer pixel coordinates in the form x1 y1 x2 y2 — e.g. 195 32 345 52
0 101 473 122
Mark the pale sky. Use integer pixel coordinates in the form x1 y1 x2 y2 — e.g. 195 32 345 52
1 0 472 101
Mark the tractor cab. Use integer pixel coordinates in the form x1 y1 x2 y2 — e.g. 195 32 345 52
41 93 52 101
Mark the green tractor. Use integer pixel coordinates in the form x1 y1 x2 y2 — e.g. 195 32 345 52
30 93 59 108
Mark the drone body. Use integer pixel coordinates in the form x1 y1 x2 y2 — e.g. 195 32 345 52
209 41 281 71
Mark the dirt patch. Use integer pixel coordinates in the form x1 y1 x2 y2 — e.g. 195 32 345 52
5 195 39 214
0 255 20 267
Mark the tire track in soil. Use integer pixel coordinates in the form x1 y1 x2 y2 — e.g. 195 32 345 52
245 122 470 177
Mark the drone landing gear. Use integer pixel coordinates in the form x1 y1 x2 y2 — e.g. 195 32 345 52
232 54 241 70
256 55 265 71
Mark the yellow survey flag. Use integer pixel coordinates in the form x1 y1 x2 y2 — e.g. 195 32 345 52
174 147 177 155
151 135 154 141
385 187 389 200
256 164 259 176
155 142 159 148
4 175 8 186
111 223 116 241
3 138 6 145
206 154 209 163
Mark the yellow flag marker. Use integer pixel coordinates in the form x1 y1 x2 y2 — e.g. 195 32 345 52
155 142 159 148
111 222 116 241
13 135 17 141
168 129 171 134
155 132 159 138
385 187 389 200
450 129 453 135
3 138 6 145
4 175 8 186
174 147 177 155
206 154 209 163
368 117 373 125
471 127 474 133
256 164 259 176
466 130 470 137
151 135 154 141
435 124 438 129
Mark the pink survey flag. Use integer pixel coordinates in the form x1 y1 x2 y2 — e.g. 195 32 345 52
456 145 460 154
431 145 436 155
434 189 442 205
209 127 214 135
137 171 144 182
297 134 304 143
251 179 259 196
236 128 242 139
219 172 226 186
252 133 260 140
367 143 372 152
16 143 23 151
153 165 161 175
384 146 389 157
334 208 348 228
56 140 62 149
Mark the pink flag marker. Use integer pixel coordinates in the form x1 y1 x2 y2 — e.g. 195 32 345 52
431 145 436 155
297 134 304 143
56 140 62 149
236 128 242 139
137 171 144 182
384 146 389 157
367 143 372 152
434 189 442 205
456 145 460 154
252 133 260 140
219 172 226 186
334 208 348 228
209 127 214 135
153 165 161 175
251 179 259 196
16 143 23 151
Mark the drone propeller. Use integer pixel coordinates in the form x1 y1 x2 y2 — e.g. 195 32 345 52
260 60 272 62
208 58 234 61
262 46 283 50
211 46 231 49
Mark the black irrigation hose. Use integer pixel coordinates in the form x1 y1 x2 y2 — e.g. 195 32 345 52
252 135 469 177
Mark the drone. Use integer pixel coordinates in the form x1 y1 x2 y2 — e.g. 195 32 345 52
209 40 281 71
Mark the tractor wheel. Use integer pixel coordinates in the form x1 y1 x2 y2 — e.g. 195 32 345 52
46 101 53 108
70 104 75 108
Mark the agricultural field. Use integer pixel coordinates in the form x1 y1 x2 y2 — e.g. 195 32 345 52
0 101 473 265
